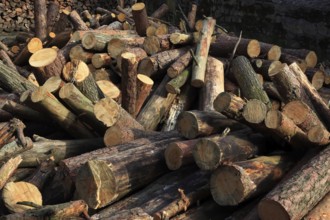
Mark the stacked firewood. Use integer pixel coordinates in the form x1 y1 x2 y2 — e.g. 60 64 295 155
0 1 329 219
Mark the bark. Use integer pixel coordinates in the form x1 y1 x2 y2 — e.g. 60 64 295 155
135 74 154 117
34 0 47 41
0 138 33 163
0 119 23 148
258 146 330 220
191 17 216 87
280 53 307 73
305 68 325 90
187 3 198 30
251 59 281 81
142 35 171 55
303 192 330 220
132 3 149 36
193 131 268 170
95 208 152 220
166 69 190 94
69 10 89 31
259 42 281 61
213 92 246 119
176 110 246 139
231 56 271 108
136 75 176 130
107 37 145 58
117 47 147 72
53 10 70 34
91 53 111 69
70 29 138 42
151 3 169 19
0 155 22 190
0 49 16 70
282 48 317 68
75 136 183 209
69 45 93 64
13 38 43 66
167 50 192 78
211 155 293 206
169 33 195 46
242 99 268 124
46 1 60 33
25 157 55 190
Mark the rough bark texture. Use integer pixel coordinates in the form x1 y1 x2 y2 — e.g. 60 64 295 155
34 0 47 42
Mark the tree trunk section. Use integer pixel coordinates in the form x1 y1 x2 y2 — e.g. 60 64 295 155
34 0 47 42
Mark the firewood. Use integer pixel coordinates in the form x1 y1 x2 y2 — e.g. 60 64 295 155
14 37 43 66
282 48 317 68
211 155 293 206
34 0 47 41
259 42 281 61
106 21 123 30
42 75 65 94
167 50 192 78
226 198 261 220
280 53 307 73
143 35 171 55
0 155 22 190
107 37 144 58
176 110 246 139
305 68 325 90
213 92 246 119
191 17 216 87
231 56 271 108
155 24 169 36
166 69 190 94
81 10 99 29
265 110 313 149
53 10 71 34
69 10 89 31
307 124 330 146
62 59 101 103
187 3 198 30
59 83 106 135
151 3 169 19
242 99 268 124
96 80 120 100
71 29 138 42
194 19 203 32
135 74 154 117
0 49 16 70
121 52 138 116
132 3 149 36
96 208 151 220
28 48 59 83
81 32 108 52
91 53 111 69
46 1 60 33
2 200 89 220
136 75 176 130
258 146 330 220
209 34 261 58
92 166 206 219
200 57 224 111
303 192 330 220
25 157 55 190
193 131 268 170
0 137 33 163
2 181 43 213
263 81 283 101
251 59 281 81
69 45 94 63
290 62 330 129
169 33 195 46
146 25 157 37
94 97 143 130
0 41 14 58
117 47 147 72
138 47 189 78
20 137 104 167
7 168 35 183
46 30 72 48
29 87 95 138
75 135 183 209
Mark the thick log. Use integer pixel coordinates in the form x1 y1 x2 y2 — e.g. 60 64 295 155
59 83 106 135
2 181 42 213
96 80 120 101
242 99 268 124
142 35 171 55
231 56 271 108
0 119 21 148
305 68 325 90
282 48 317 68
91 53 111 69
95 208 151 220
135 74 154 117
117 47 147 72
0 138 33 163
34 0 47 41
251 59 281 81
136 75 176 131
132 3 149 36
70 29 138 42
46 1 60 33
75 136 183 209
307 125 330 146
69 10 89 31
191 17 216 88
92 167 208 219
53 10 70 34
259 42 281 61
138 47 189 78
280 53 307 73
213 92 246 119
107 37 145 58
169 33 196 46
167 50 192 78
289 62 330 130
121 52 138 116
8 168 35 183
193 131 268 170
176 110 246 139
62 60 101 103
209 34 260 58
2 200 89 220
211 155 293 206
151 3 169 19
81 32 109 52
25 157 55 190
258 146 330 220
187 3 198 30
42 75 65 94
166 69 190 94
0 49 16 70
200 57 224 111
14 37 43 66
0 156 22 190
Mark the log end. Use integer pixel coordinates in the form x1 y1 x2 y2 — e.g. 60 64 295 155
307 125 330 145
94 98 120 127
108 38 127 58
247 39 261 58
265 110 281 129
75 160 116 209
176 111 199 139
258 198 290 220
27 37 43 53
96 80 121 100
138 58 154 76
242 99 267 124
164 143 184 170
191 78 205 88
306 51 317 68
29 48 58 67
82 33 97 50
267 45 281 61
132 2 146 11
193 138 222 170
213 92 234 113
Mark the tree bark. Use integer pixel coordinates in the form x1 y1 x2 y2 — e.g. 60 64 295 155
167 50 192 78
25 157 55 190
34 0 47 42
132 3 149 36
166 69 190 94
69 45 94 63
0 155 22 190
282 48 317 68
46 1 60 33
151 3 169 19
135 74 154 117
213 92 246 119
258 145 330 220
69 10 89 31
116 47 147 72
142 35 171 55
259 42 281 61
13 37 43 66
108 37 145 58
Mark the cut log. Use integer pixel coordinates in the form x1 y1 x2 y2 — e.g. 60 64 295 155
70 29 138 42
259 42 281 61
200 57 224 111
116 47 147 72
191 17 216 88
176 110 246 139
213 92 246 119
242 99 268 124
251 59 281 81
187 3 198 30
2 181 42 213
69 45 94 63
211 155 293 206
46 1 60 33
34 0 47 41
132 3 149 36
169 33 195 46
121 52 138 116
165 139 199 170
0 119 22 148
135 74 154 117
167 50 192 78
231 56 271 108
0 49 16 70
53 10 70 34
151 3 169 19
14 37 43 66
0 138 33 163
138 47 189 78
142 35 171 55
280 53 307 73
0 155 22 190
136 75 176 130
166 69 190 94
96 80 120 100
305 68 325 90
82 32 108 52
91 53 111 68
307 125 330 146
59 83 107 135
94 97 143 129
42 75 65 94
75 136 183 209
258 146 330 220
193 131 268 170
107 37 145 58
209 34 260 58
282 48 317 68
62 59 101 103
69 10 89 31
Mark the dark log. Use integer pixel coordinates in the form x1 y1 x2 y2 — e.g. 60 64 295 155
34 0 47 41
132 3 149 36
69 10 89 31
46 1 60 33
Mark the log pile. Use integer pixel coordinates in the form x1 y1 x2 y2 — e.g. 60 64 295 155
0 1 329 220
